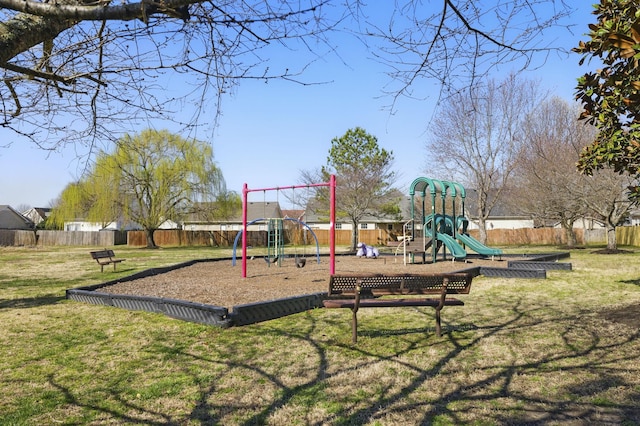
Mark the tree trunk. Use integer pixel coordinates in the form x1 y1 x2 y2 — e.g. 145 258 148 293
565 227 578 248
477 217 488 245
145 228 158 248
350 219 359 252
560 219 577 248
606 224 617 251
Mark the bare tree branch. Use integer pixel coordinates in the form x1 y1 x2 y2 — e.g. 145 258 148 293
0 0 578 154
1 0 337 149
363 0 575 112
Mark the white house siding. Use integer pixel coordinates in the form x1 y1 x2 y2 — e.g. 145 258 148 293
552 218 605 229
63 220 140 231
308 222 356 231
64 221 118 232
466 218 535 230
184 223 263 232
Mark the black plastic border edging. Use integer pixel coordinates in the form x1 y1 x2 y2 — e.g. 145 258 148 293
229 293 327 326
67 258 236 328
507 261 572 270
480 266 547 279
66 289 232 328
66 257 330 328
454 252 571 278
523 252 571 262
67 251 572 327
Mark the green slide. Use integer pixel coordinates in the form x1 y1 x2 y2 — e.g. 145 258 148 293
435 232 467 260
456 233 502 257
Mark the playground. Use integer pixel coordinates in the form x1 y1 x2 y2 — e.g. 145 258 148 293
77 177 544 322
96 253 509 308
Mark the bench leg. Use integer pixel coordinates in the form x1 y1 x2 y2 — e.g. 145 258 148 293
100 264 104 273
113 262 117 271
435 307 442 337
351 308 358 344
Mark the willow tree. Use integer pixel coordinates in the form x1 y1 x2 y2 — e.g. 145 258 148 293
50 179 117 229
52 129 226 247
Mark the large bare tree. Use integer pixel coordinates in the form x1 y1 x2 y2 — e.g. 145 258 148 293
514 97 593 247
1 1 577 153
426 73 542 244
578 170 636 252
513 97 636 251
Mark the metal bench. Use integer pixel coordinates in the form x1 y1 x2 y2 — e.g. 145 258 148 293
323 273 473 343
90 249 125 272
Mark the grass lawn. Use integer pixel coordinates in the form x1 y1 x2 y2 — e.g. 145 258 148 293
1 245 640 425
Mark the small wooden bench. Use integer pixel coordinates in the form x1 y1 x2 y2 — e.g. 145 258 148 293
323 273 473 343
90 249 125 272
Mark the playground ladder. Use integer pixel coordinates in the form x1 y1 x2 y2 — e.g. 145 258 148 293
267 218 284 266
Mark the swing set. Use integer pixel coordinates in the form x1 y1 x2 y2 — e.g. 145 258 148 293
239 175 336 278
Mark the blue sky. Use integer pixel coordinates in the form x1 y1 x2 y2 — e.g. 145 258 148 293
0 3 594 210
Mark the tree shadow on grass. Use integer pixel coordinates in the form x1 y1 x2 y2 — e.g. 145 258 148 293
620 278 640 286
172 301 640 425
331 301 640 425
0 294 65 309
25 299 640 425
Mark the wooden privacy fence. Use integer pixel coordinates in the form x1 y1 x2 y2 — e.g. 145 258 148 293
126 230 268 247
302 228 599 247
470 228 586 246
0 230 126 247
0 226 621 247
0 230 36 246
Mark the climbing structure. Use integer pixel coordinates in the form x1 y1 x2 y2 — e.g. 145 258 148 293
267 218 285 266
408 177 502 263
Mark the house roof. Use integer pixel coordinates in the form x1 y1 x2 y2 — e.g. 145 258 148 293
245 201 282 221
282 209 305 221
0 205 35 230
305 197 408 224
21 207 52 224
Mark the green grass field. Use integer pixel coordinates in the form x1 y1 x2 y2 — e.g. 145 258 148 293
1 245 640 425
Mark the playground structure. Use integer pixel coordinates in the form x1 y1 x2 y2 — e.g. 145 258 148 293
403 177 503 264
239 175 337 278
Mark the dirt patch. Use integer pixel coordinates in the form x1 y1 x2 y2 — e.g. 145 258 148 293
99 254 506 308
591 248 635 255
603 304 640 329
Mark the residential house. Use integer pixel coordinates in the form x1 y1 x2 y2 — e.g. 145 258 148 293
182 201 283 231
464 189 534 230
304 197 408 244
463 188 606 230
282 209 305 222
21 207 52 227
63 219 136 232
0 205 34 230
